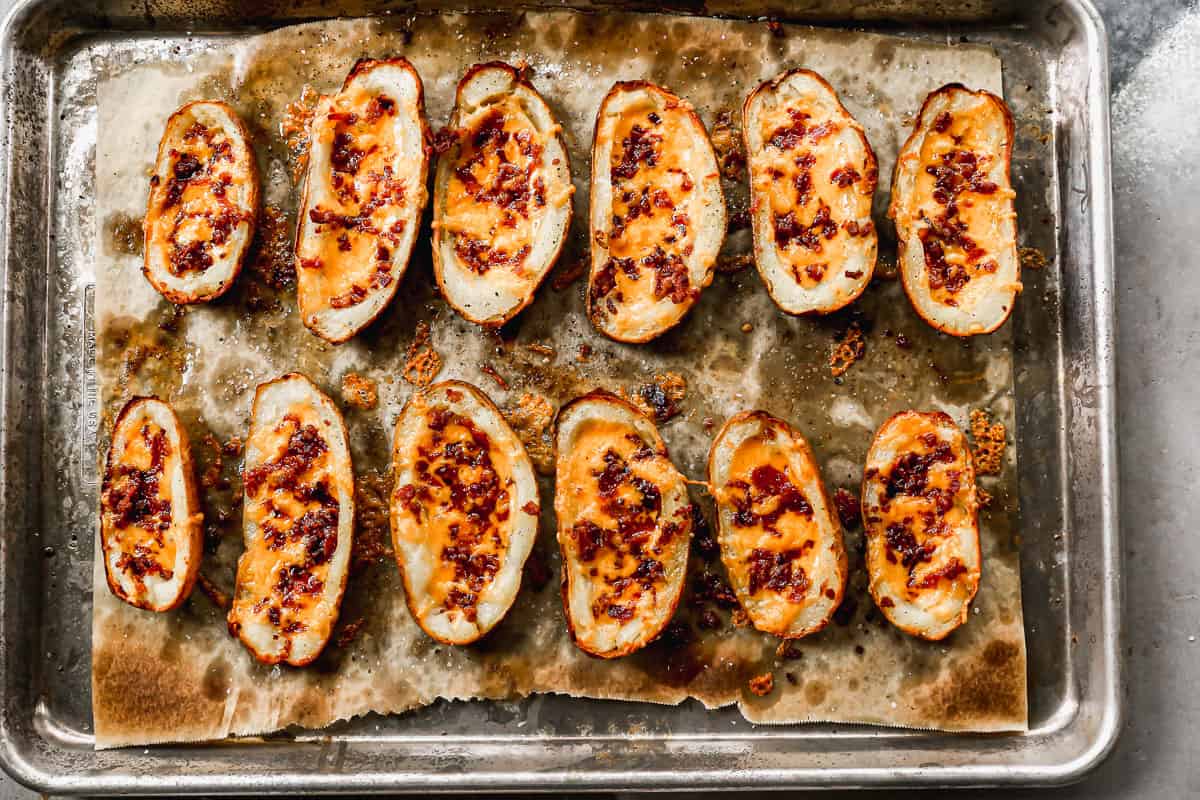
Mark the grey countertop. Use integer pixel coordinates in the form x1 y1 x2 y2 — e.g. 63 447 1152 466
3 0 1198 796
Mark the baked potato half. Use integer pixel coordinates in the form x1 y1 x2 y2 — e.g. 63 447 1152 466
588 81 726 343
143 100 259 304
100 396 203 612
554 390 693 657
743 69 878 315
390 380 539 644
228 373 355 666
888 84 1019 336
295 58 430 343
432 62 573 326
861 410 981 640
708 410 847 638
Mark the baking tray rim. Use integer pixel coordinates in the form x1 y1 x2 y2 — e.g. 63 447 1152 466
0 0 1122 792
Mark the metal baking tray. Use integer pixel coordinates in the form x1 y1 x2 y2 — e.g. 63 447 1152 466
0 0 1119 792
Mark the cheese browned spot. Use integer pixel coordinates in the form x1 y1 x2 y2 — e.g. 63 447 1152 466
555 392 692 657
862 411 980 640
709 411 847 638
229 376 353 666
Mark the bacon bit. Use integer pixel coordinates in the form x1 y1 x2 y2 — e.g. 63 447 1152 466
576 343 593 362
1019 246 1048 270
749 672 775 697
522 547 552 592
830 323 866 377
833 488 862 529
709 110 746 180
716 253 753 274
431 125 459 155
479 363 508 390
281 85 320 183
340 372 378 410
506 393 555 475
628 372 687 423
777 639 804 660
969 409 1007 475
522 501 540 516
200 433 230 490
247 206 296 292
335 617 367 648
879 596 895 608
402 322 442 387
766 19 785 37
353 471 393 573
977 487 993 509
550 259 587 291
222 436 244 457
197 572 231 609
526 342 556 358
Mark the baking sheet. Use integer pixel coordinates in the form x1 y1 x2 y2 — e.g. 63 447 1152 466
91 10 1026 748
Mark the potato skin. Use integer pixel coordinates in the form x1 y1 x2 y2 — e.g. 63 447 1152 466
143 100 260 305
860 410 981 641
888 84 1018 337
100 396 203 612
554 389 691 658
707 409 847 638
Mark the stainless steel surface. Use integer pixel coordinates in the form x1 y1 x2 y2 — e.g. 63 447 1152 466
0 0 1120 793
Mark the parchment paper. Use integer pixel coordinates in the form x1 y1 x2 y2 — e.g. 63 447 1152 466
92 11 1027 748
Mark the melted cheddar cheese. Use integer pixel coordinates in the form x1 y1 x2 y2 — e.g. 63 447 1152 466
145 116 253 278
863 413 978 624
441 97 543 287
754 102 874 288
559 418 689 627
592 104 706 321
298 87 408 313
101 419 180 598
232 402 351 657
900 101 1016 306
715 429 835 633
392 405 520 622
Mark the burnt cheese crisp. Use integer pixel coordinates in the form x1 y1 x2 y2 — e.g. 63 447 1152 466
709 411 848 638
889 84 1019 336
143 100 259 304
229 373 354 666
295 58 430 343
743 69 878 315
390 381 538 645
588 82 726 343
432 62 573 326
100 397 203 612
554 390 692 657
862 411 981 640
